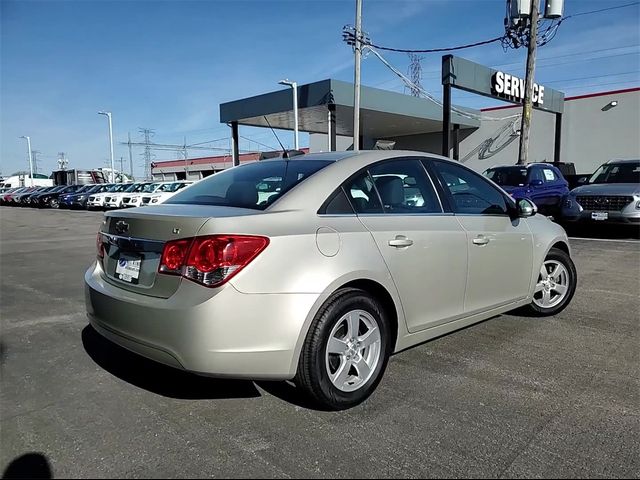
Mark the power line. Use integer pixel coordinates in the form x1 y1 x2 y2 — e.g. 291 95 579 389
239 136 280 151
451 70 639 99
366 46 521 122
344 2 640 54
543 70 639 85
372 46 640 91
565 1 640 19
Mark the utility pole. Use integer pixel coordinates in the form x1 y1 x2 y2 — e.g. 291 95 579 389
127 132 134 180
352 0 363 152
19 136 34 186
120 156 124 177
517 0 539 165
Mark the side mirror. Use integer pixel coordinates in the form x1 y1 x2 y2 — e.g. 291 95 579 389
517 198 537 218
530 179 544 187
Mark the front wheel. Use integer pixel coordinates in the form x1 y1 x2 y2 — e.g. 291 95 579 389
295 288 392 410
49 198 59 209
525 247 577 316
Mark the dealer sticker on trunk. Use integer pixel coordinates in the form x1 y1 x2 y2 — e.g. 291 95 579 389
115 254 142 283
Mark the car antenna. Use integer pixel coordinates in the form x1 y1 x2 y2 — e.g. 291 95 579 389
263 116 288 159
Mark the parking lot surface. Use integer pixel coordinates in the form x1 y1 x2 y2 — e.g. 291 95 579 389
1 207 639 479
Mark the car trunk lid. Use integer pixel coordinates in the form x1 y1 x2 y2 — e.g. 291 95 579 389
100 205 261 298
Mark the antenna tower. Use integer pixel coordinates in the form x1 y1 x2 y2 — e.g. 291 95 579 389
139 128 155 180
406 53 424 97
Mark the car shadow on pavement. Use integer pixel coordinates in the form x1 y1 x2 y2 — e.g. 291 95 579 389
2 453 52 479
256 381 327 411
81 326 261 400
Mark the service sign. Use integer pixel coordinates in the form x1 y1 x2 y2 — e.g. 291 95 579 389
442 55 564 114
491 71 545 106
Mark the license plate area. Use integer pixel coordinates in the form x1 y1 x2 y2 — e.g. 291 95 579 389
115 253 143 284
591 212 609 221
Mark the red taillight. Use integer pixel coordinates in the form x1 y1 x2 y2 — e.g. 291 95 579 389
96 232 104 259
159 239 191 275
158 235 269 287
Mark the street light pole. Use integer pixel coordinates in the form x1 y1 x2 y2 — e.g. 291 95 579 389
353 0 363 152
278 79 299 150
98 111 115 182
19 136 34 186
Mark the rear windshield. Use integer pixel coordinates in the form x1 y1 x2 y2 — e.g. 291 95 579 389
483 167 528 187
167 160 332 210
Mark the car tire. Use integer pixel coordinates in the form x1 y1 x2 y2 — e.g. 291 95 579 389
49 198 59 209
294 288 392 410
525 247 577 317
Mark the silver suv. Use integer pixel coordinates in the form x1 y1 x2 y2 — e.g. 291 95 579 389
562 159 640 225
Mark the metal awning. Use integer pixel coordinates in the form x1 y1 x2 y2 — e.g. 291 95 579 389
220 79 480 138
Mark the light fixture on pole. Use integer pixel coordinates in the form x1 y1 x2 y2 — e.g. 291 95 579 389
98 111 115 182
278 79 299 150
19 136 34 186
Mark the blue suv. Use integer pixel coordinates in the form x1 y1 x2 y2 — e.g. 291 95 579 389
483 163 569 217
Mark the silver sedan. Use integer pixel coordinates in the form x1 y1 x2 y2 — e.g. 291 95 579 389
85 151 577 410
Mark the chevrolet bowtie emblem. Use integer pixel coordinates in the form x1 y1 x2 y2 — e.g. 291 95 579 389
115 220 129 234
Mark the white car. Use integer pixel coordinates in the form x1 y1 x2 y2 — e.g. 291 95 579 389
104 182 148 209
145 181 193 206
87 183 131 209
122 182 174 208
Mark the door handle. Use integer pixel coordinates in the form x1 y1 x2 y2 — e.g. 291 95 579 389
472 235 490 246
388 236 414 248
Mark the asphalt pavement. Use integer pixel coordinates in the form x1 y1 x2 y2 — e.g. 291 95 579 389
1 207 638 479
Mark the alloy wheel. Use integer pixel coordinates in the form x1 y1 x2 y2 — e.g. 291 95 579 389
533 260 569 309
325 309 382 393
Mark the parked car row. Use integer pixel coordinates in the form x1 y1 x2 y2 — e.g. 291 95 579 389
3 159 638 226
482 159 640 225
0 181 193 210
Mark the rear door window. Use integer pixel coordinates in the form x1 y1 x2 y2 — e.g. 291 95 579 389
343 171 384 214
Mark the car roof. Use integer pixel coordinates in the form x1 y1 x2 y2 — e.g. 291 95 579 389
262 151 359 163
606 159 640 164
487 163 555 169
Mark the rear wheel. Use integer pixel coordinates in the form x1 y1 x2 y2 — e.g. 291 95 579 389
525 248 577 316
49 198 59 209
295 288 392 410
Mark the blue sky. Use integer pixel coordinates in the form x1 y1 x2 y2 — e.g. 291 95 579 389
1 0 639 178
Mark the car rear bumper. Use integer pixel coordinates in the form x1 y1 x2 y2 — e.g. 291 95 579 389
84 261 319 380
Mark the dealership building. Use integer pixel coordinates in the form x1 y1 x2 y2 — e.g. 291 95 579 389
152 57 639 180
